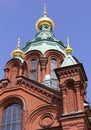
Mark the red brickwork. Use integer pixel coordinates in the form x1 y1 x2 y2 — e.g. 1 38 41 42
0 49 91 130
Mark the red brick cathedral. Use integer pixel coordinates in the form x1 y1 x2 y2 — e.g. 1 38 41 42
0 4 91 130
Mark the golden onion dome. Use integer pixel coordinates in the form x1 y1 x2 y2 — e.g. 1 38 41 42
65 37 73 54
11 38 25 59
36 3 54 30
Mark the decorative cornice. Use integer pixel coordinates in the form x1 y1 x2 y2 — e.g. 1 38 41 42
16 75 61 102
60 111 85 121
60 111 87 129
56 67 79 80
0 79 9 88
0 75 61 104
55 63 88 81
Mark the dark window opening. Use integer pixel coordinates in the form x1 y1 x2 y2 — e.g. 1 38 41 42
1 103 22 130
30 60 36 80
51 59 58 89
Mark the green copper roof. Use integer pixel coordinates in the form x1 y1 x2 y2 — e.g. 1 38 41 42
61 53 77 67
22 24 66 55
23 40 66 55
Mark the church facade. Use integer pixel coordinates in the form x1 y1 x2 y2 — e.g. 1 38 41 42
0 5 91 130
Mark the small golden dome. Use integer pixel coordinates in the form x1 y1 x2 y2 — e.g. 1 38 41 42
11 38 25 59
65 37 73 54
36 3 54 30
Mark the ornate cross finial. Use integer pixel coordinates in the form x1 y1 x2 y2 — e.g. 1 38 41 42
17 37 20 50
65 36 73 54
67 36 70 47
43 3 47 17
44 3 46 12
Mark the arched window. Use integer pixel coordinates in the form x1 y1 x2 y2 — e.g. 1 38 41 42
51 59 58 89
30 59 36 80
1 103 22 130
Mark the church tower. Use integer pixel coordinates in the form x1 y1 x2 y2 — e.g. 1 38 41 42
0 4 91 130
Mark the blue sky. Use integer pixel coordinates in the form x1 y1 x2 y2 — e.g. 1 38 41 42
0 0 91 101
